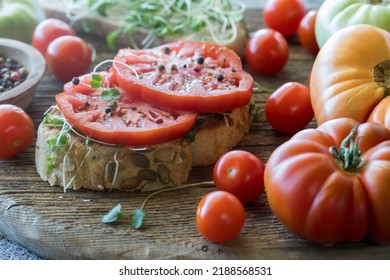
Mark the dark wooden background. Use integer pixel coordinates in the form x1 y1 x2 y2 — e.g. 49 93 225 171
2 0 390 260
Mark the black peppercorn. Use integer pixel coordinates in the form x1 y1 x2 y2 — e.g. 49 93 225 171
196 56 205 65
72 77 80 85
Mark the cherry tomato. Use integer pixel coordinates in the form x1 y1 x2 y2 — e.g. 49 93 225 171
45 35 92 82
263 0 306 37
32 18 75 55
265 82 313 134
0 104 34 159
213 150 265 204
245 29 288 76
196 191 245 243
298 10 320 54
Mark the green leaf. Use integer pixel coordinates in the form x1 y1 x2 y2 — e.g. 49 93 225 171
47 134 68 149
47 161 55 172
101 88 121 101
102 204 123 223
107 30 120 50
43 114 65 126
91 73 103 88
95 0 116 16
131 209 145 229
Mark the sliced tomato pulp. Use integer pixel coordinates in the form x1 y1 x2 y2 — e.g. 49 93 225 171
112 40 254 113
57 72 198 146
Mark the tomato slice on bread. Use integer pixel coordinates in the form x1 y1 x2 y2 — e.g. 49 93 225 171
56 71 198 146
113 40 253 113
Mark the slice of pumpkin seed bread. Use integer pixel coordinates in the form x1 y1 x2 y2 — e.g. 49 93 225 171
35 105 251 192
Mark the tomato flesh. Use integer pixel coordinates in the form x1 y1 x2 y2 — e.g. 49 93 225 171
57 71 198 146
113 40 253 113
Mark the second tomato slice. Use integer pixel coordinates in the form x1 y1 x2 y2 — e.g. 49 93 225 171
112 40 254 113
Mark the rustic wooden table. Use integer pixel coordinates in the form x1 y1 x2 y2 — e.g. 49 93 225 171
2 0 390 260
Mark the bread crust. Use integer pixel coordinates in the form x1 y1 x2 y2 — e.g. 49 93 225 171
35 105 251 191
190 106 251 167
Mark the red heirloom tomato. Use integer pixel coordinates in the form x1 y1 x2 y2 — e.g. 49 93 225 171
57 71 198 146
265 82 313 134
310 24 390 128
196 191 245 243
263 0 306 37
113 40 253 113
213 150 265 204
0 104 34 159
32 18 75 55
46 35 92 82
245 29 289 76
264 118 390 244
298 10 320 54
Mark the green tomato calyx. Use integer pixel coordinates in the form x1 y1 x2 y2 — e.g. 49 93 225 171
329 125 365 173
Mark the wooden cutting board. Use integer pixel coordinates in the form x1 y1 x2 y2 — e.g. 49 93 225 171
1 7 390 260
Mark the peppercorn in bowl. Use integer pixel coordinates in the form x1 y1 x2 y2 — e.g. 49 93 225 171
0 38 45 110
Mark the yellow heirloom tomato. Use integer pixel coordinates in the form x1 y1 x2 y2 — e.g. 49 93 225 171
310 24 390 128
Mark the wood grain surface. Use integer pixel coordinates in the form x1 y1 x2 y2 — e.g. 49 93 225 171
1 1 390 260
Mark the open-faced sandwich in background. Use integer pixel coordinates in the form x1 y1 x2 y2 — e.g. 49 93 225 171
35 40 253 192
38 0 249 57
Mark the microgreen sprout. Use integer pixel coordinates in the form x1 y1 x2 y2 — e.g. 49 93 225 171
253 81 274 93
101 204 146 229
250 101 260 123
90 72 122 101
63 0 246 49
101 88 121 101
93 59 140 80
91 73 103 88
102 181 214 229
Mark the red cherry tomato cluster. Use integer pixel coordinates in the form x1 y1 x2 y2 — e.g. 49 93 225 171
245 0 318 76
244 0 318 134
32 18 92 82
195 1 320 242
196 150 265 243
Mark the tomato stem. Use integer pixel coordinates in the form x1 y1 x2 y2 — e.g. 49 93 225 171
329 125 365 172
374 60 390 97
